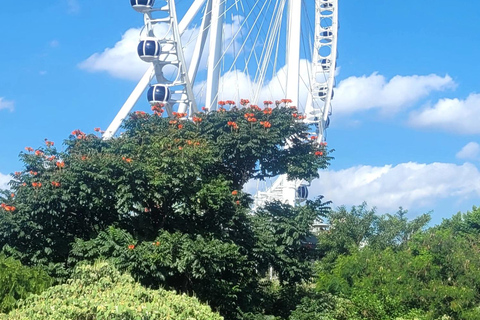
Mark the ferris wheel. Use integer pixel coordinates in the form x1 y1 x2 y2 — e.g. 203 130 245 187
104 0 338 206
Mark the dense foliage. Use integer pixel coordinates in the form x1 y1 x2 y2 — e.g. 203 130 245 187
316 205 480 319
0 103 331 319
2 101 480 319
0 255 51 314
0 261 222 320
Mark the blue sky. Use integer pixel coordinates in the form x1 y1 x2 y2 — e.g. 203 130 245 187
1 0 479 225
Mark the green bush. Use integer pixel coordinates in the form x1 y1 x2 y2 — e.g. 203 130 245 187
289 293 359 320
1 261 222 320
0 254 51 313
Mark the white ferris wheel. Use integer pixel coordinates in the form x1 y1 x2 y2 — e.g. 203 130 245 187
104 0 338 207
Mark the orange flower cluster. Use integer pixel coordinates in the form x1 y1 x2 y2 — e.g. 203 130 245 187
1 203 16 212
263 100 273 105
172 112 187 118
152 241 160 246
32 182 42 188
14 171 21 177
122 157 133 163
263 108 273 115
25 147 34 152
81 155 88 161
250 105 261 111
56 161 65 168
169 120 178 125
51 181 61 187
240 99 250 106
310 136 318 140
227 121 239 130
218 107 227 112
151 104 164 116
35 150 44 157
292 113 306 120
260 121 271 128
315 151 323 157
232 190 238 196
72 129 86 140
45 139 54 147
225 100 235 105
29 171 38 176
201 107 208 111
320 142 327 146
192 116 203 124
218 101 226 106
281 99 293 104
177 124 184 129
128 244 135 250
46 156 56 161
244 113 257 123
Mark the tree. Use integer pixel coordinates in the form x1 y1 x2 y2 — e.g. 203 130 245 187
316 209 480 319
0 103 332 319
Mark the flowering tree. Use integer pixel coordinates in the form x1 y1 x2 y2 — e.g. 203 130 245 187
0 101 332 318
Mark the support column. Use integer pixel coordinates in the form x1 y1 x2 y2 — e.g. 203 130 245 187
205 0 225 110
286 0 302 107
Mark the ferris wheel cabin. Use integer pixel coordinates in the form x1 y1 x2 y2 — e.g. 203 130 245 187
137 38 161 63
130 0 155 13
147 84 171 105
296 186 309 201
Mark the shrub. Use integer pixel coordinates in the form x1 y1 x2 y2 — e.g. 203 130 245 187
0 254 51 314
1 261 222 320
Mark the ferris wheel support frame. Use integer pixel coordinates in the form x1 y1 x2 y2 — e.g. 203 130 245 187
286 0 302 108
103 0 207 139
105 0 338 209
204 0 225 111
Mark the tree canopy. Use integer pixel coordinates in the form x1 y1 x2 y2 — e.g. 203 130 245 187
0 103 332 319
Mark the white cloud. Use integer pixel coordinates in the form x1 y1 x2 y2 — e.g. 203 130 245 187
333 73 455 115
0 98 14 112
0 173 10 190
309 162 480 212
79 28 150 81
456 142 480 160
409 93 480 134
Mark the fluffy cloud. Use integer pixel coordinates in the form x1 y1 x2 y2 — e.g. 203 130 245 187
0 98 14 112
409 93 480 134
308 162 480 212
334 73 455 115
456 142 480 160
0 173 10 190
79 28 150 81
